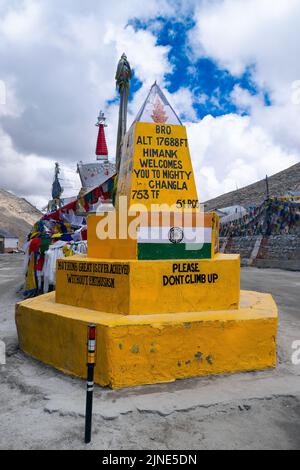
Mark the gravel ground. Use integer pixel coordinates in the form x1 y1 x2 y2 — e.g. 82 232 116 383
0 254 299 450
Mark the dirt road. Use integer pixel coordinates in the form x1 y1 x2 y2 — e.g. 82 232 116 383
0 254 299 450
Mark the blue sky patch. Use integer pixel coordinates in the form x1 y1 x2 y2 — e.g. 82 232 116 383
128 16 271 120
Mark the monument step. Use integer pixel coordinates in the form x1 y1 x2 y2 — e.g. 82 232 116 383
16 290 278 389
55 253 240 315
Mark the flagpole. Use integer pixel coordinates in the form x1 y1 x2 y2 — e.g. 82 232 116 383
115 54 132 173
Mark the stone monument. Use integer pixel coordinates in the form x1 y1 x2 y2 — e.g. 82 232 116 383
16 82 278 389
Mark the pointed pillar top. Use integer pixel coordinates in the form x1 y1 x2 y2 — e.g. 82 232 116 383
134 82 182 126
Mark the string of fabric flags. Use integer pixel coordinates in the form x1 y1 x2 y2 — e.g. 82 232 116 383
42 175 116 221
220 198 300 238
23 175 116 298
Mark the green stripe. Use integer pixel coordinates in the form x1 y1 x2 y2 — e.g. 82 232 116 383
138 243 212 260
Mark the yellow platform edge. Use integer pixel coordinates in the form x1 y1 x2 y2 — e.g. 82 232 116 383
15 290 278 389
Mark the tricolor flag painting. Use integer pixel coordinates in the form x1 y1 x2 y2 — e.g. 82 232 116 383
137 213 213 260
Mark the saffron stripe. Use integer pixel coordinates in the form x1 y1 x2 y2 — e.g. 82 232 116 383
138 212 213 228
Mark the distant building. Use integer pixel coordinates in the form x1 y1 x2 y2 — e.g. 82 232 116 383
218 205 248 224
0 230 19 253
207 208 227 218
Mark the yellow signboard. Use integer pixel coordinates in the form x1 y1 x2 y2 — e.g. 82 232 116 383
117 122 199 211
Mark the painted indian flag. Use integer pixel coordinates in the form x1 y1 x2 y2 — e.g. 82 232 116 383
137 212 213 260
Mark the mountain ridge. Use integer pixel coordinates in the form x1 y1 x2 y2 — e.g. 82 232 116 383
204 162 300 211
0 189 42 245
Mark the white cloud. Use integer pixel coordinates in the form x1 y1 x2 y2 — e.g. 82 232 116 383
0 0 43 44
230 85 265 114
187 0 300 199
191 0 300 87
104 24 171 88
0 124 81 209
164 87 197 122
187 113 298 202
0 0 176 206
0 127 54 208
0 78 22 117
0 0 299 209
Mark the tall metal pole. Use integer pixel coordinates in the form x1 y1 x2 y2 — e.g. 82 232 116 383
115 53 132 173
51 162 63 212
265 175 270 200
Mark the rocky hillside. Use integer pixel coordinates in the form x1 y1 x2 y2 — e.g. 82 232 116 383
0 189 42 245
205 162 300 211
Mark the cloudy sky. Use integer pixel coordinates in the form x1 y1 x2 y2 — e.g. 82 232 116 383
0 0 299 208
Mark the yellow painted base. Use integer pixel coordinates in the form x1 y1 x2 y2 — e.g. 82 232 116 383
87 211 219 260
55 253 240 315
16 290 278 389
